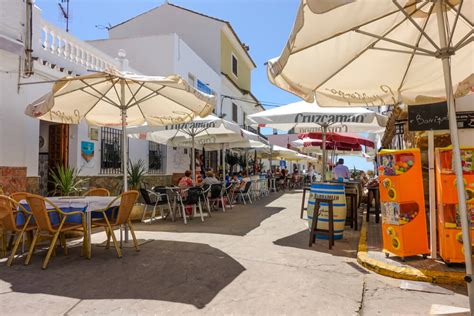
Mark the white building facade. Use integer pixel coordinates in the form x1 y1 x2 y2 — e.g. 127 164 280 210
0 1 262 195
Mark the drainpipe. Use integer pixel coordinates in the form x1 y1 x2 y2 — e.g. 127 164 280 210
23 0 34 77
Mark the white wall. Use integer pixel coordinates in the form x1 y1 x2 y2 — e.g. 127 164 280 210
90 34 223 175
0 51 59 176
108 4 223 74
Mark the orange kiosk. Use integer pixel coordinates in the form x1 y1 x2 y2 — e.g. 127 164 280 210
435 147 474 265
378 148 429 260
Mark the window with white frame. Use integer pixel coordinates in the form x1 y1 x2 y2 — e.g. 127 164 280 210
231 53 238 77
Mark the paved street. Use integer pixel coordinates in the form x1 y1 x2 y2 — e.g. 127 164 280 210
0 191 469 315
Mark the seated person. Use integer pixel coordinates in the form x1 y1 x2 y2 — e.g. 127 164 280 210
178 170 194 188
202 170 220 186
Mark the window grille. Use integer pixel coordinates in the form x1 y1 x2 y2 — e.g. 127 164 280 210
149 142 166 174
100 127 123 174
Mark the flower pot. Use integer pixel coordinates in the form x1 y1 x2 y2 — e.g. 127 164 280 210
130 203 145 221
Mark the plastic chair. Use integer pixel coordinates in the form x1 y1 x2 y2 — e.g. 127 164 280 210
0 195 36 266
24 194 88 269
84 188 110 197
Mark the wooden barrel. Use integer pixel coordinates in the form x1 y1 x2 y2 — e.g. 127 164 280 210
307 182 347 240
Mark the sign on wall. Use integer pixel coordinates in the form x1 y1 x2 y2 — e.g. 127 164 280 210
81 141 95 163
197 79 213 95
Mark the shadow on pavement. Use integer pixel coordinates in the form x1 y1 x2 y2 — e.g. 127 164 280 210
0 240 245 309
273 229 360 259
134 195 286 236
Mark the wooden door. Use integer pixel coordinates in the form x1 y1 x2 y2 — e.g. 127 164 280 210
48 124 69 169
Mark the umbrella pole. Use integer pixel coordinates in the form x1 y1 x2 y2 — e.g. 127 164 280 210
192 134 196 183
222 144 226 182
437 2 473 308
120 79 129 244
321 125 327 182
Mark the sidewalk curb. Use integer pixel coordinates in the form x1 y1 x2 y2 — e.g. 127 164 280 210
357 220 465 286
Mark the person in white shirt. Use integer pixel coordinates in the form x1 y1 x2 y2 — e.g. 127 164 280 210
332 158 350 180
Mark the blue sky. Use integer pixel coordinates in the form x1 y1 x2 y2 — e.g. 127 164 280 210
36 0 300 108
35 0 374 171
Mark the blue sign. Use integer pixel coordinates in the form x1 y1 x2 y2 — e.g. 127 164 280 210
81 141 94 162
279 160 286 168
197 79 213 95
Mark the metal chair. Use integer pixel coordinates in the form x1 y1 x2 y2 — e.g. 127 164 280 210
0 195 36 266
25 194 89 269
140 188 172 223
207 183 226 213
237 181 253 205
224 182 236 209
177 187 204 224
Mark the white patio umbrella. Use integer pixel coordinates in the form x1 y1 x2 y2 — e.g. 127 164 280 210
129 115 244 181
128 116 267 181
25 69 215 243
248 100 387 134
248 101 387 180
26 69 215 190
267 0 473 306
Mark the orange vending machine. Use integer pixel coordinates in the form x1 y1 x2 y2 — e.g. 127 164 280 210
378 149 429 260
435 147 474 265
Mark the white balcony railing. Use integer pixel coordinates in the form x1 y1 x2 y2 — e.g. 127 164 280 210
32 6 125 76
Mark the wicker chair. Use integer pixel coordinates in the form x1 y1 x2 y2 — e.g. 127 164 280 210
10 192 29 203
0 195 36 266
84 188 110 197
90 191 139 258
25 194 89 269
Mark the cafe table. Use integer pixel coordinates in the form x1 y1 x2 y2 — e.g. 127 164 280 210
22 196 120 257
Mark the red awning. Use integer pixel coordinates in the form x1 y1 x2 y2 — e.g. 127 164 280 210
298 132 375 148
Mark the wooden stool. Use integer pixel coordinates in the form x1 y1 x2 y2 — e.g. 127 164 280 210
366 187 380 223
309 196 336 250
346 191 358 230
300 186 311 219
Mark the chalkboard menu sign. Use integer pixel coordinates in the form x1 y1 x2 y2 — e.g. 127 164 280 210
408 102 449 131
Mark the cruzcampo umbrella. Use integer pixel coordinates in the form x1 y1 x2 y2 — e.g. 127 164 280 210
128 115 253 181
267 0 473 307
248 100 387 180
26 69 215 191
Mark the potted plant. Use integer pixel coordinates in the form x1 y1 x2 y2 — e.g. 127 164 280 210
49 164 86 196
127 159 147 220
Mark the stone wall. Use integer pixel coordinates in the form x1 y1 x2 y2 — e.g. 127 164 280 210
0 166 27 195
26 176 40 194
79 174 172 195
